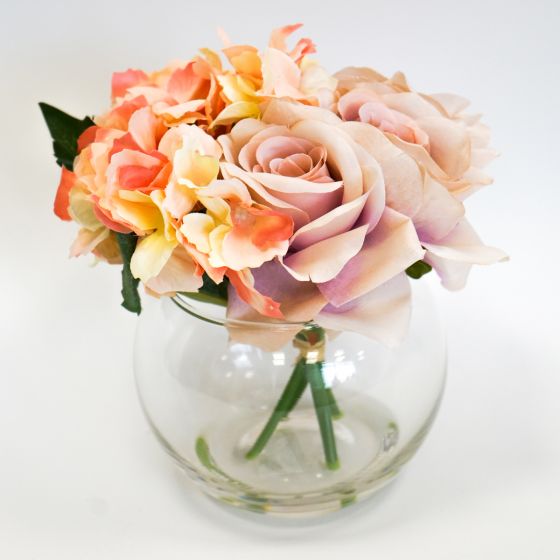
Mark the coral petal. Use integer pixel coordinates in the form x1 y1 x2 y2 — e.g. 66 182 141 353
227 269 284 319
54 167 76 221
111 69 149 100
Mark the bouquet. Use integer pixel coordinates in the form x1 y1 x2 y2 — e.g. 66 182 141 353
41 24 506 471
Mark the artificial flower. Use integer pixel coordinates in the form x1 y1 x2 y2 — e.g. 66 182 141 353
44 23 506 343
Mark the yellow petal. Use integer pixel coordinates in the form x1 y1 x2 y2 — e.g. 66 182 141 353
117 190 152 203
208 224 231 268
130 231 177 282
114 191 163 232
224 47 261 78
210 101 261 129
218 74 259 103
174 146 219 187
68 190 101 231
180 213 216 254
150 189 176 241
200 196 231 224
199 48 223 71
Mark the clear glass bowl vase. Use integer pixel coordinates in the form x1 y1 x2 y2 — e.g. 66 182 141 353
134 282 446 517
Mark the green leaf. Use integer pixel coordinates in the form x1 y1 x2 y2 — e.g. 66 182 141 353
39 102 94 170
180 273 229 307
116 233 142 315
406 260 433 280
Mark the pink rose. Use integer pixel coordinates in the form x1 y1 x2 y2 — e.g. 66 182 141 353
218 99 425 341
335 68 507 288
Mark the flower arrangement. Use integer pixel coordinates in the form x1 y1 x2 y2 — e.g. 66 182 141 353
41 24 506 472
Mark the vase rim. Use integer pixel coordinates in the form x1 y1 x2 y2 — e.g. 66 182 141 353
171 293 313 331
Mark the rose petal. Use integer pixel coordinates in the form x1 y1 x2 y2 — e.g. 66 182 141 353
283 224 370 283
423 218 508 265
253 177 343 222
261 98 341 128
343 121 424 217
338 89 378 121
386 133 449 182
413 175 465 242
424 253 472 291
225 258 327 351
381 92 441 120
251 259 327 321
334 66 388 91
255 135 314 171
318 208 424 306
423 219 508 290
290 192 369 250
290 119 364 203
218 118 269 163
427 93 470 117
415 116 471 179
220 162 311 229
317 273 411 347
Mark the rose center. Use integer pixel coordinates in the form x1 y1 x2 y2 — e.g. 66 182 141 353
252 135 334 183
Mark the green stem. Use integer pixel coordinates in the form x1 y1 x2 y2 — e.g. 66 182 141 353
245 358 308 459
245 326 342 470
306 362 340 470
326 387 343 420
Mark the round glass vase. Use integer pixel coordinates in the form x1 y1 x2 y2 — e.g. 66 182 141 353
134 282 446 517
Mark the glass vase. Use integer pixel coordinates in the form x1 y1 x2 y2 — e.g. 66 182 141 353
134 282 446 517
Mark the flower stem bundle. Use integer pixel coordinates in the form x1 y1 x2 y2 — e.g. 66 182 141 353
246 326 341 471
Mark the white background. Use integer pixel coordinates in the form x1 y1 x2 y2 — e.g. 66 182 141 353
1 1 559 558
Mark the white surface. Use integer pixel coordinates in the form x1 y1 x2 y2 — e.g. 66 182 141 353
1 1 559 558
